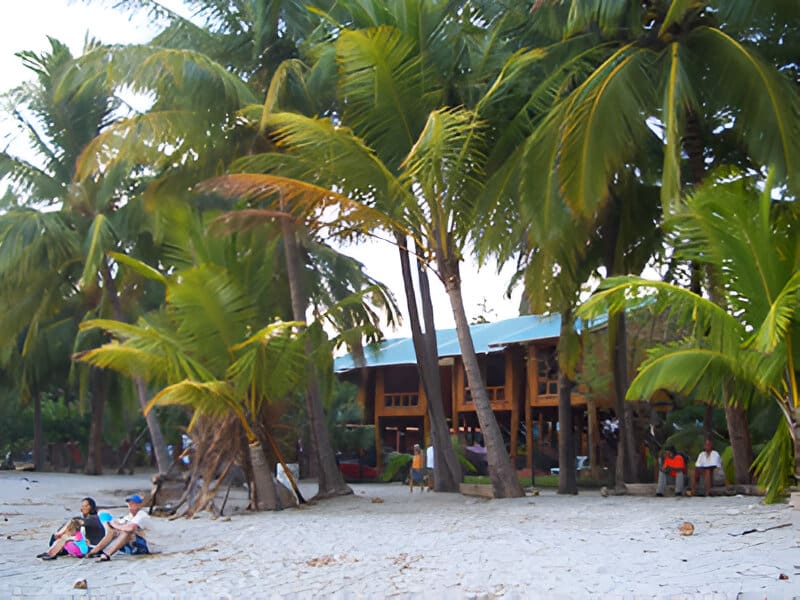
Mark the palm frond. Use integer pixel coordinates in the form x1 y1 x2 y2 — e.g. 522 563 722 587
751 418 794 503
77 315 216 384
80 214 117 290
198 173 403 241
400 107 486 248
146 379 251 437
336 25 439 169
74 110 210 179
577 276 744 356
0 209 79 284
749 270 800 354
228 321 306 410
559 44 658 216
686 27 800 192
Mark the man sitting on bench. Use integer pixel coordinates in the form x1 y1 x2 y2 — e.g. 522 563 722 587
656 446 686 497
690 438 722 497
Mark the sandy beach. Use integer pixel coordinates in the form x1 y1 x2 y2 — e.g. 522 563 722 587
0 471 797 599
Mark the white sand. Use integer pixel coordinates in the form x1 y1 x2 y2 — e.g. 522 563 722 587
0 471 797 599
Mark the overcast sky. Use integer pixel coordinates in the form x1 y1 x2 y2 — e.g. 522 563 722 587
0 0 523 336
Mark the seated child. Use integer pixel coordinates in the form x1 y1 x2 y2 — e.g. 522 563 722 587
62 518 89 557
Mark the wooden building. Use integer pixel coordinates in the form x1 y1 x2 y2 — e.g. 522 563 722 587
334 314 618 475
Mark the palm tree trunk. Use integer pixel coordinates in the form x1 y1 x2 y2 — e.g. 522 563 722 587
684 113 753 483
33 391 44 471
395 233 460 492
608 312 632 487
135 379 171 474
438 255 523 498
84 369 106 475
557 314 577 494
724 403 753 484
280 216 351 498
102 260 171 475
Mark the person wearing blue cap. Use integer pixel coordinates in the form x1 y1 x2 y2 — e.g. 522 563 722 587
95 493 153 562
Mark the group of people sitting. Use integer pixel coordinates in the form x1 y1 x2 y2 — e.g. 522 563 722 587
656 438 723 497
36 493 156 562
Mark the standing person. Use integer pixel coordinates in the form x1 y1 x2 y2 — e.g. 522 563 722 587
95 494 156 561
409 444 424 493
425 444 435 491
656 446 686 497
690 438 723 497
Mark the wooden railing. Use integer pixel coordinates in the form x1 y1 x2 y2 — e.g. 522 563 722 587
463 386 505 405
384 392 420 408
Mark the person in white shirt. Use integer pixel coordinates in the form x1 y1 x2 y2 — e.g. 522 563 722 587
690 438 723 497
95 494 154 561
425 445 435 491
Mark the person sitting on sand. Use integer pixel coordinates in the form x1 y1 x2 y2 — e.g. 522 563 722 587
409 444 424 493
39 497 110 559
37 518 88 559
95 494 155 562
690 438 722 497
656 446 686 497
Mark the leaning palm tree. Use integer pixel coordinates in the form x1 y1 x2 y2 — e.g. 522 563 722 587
76 260 309 513
577 173 800 502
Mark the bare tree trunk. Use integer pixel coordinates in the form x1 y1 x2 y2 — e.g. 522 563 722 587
280 217 351 498
557 315 577 494
438 256 523 498
395 233 460 492
33 392 44 471
84 369 106 475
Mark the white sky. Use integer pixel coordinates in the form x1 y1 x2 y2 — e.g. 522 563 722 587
0 0 523 337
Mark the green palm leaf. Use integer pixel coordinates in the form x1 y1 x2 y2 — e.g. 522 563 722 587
336 25 439 169
80 214 117 290
559 44 658 216
685 27 800 191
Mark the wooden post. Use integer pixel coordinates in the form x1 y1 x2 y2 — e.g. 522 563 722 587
588 398 600 479
525 346 534 474
375 416 382 476
508 349 519 467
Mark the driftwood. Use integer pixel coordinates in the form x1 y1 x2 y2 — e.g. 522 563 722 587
727 522 792 536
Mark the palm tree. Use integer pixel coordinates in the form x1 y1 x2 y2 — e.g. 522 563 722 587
221 105 525 498
503 0 800 484
577 173 800 501
0 38 174 474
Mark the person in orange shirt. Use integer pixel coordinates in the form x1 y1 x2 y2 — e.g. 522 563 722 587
409 444 425 493
656 446 686 497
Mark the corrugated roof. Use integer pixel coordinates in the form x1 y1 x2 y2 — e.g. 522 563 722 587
334 313 586 373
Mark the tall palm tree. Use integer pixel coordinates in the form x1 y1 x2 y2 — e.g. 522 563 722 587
503 0 800 484
577 173 800 501
0 38 173 474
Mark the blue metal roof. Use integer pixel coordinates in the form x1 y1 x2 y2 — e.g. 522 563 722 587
334 313 592 373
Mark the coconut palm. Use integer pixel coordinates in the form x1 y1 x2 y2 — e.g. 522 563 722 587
496 0 800 484
0 38 175 474
577 173 800 501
